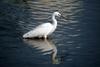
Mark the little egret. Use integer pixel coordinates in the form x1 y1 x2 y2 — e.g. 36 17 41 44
23 12 61 39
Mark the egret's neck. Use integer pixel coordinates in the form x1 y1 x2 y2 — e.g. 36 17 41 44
52 14 57 27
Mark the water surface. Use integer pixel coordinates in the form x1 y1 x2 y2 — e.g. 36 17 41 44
0 0 100 66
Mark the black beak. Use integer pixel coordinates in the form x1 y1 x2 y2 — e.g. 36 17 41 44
61 15 68 20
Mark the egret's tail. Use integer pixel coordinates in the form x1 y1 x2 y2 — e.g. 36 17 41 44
23 31 36 38
23 33 29 38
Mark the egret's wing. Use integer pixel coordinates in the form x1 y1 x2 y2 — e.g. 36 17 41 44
36 22 52 28
23 23 52 38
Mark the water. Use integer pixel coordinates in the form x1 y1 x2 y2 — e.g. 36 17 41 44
0 0 100 66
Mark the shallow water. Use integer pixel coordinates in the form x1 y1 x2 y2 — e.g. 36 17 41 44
0 0 100 66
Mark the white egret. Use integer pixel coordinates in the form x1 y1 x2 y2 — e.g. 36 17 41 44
23 12 61 39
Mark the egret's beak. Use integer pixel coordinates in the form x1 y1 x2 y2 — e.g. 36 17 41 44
61 15 68 20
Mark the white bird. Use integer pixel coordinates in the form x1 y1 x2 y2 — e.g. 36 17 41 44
23 12 61 39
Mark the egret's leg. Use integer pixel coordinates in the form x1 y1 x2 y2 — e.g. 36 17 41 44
44 35 47 39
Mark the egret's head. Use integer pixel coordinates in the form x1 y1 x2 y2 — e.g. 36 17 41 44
54 12 61 17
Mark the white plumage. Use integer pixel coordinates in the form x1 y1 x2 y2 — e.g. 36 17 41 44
23 12 61 39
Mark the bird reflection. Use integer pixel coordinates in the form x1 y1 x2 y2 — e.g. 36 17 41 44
23 39 60 64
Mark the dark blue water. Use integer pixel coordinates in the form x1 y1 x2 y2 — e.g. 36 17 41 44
0 0 100 67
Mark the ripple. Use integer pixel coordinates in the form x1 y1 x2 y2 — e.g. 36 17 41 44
67 41 74 44
68 34 80 37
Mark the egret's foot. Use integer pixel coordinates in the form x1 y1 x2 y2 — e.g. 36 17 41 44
23 36 50 40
